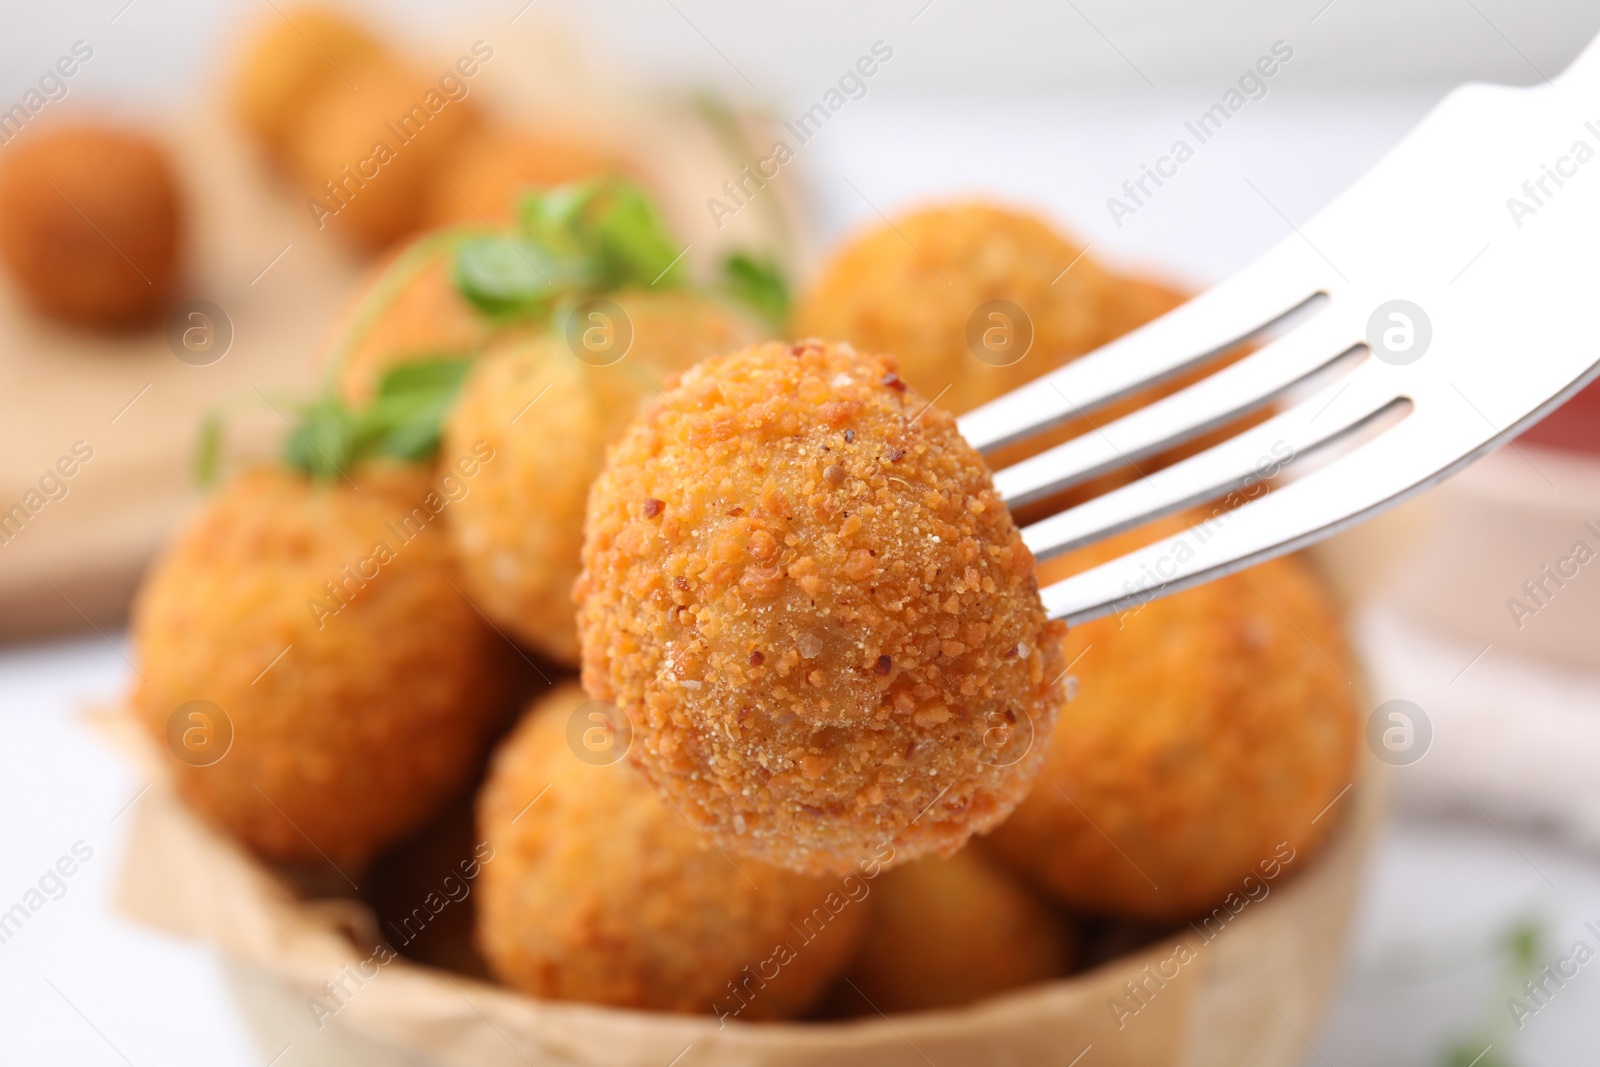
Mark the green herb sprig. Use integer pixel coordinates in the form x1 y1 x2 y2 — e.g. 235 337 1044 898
197 356 474 486
453 174 792 332
282 356 474 480
452 177 689 318
197 176 793 488
721 251 791 329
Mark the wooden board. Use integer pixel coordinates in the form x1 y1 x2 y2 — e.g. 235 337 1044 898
0 106 361 640
0 20 807 642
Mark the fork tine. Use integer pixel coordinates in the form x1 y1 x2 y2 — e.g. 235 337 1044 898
1039 350 1600 624
1020 365 1400 564
959 237 1336 453
1036 389 1481 624
992 312 1364 508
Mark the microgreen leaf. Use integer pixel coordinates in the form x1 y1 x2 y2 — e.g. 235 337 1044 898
722 252 790 327
282 396 359 481
453 237 567 317
357 357 475 462
195 414 222 489
373 355 476 399
1505 918 1542 970
519 184 601 262
515 177 686 290
279 356 475 481
587 182 685 287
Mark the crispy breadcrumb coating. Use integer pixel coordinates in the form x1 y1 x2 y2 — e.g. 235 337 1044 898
793 203 1257 508
985 512 1361 921
444 289 761 665
576 340 1067 876
476 683 868 1017
130 464 514 869
793 203 1115 416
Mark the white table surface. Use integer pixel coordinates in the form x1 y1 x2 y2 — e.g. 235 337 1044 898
5 633 1600 1066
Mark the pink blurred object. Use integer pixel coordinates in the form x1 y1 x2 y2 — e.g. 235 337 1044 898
1520 377 1600 455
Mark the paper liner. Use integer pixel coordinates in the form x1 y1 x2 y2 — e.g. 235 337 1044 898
102 703 1379 1067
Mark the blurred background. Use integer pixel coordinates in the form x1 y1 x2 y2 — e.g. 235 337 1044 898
2 1 1599 1064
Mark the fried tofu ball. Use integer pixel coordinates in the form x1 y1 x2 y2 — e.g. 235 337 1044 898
838 848 1071 1013
329 234 506 405
576 340 1067 877
793 203 1116 416
444 290 761 665
231 5 393 162
985 513 1361 921
131 465 514 870
425 125 628 227
477 683 869 1017
291 61 479 249
0 123 182 328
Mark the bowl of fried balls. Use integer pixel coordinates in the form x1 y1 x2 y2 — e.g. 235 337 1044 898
116 172 1371 1067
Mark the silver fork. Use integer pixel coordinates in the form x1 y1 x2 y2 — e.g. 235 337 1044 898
959 33 1600 626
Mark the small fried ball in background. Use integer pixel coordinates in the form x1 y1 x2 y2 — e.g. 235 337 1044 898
984 511 1361 922
833 848 1072 1014
131 464 515 871
0 123 182 328
982 272 1194 507
329 234 507 405
425 125 628 227
793 202 1246 503
576 340 1067 877
444 289 761 666
476 683 869 1017
290 61 479 249
980 273 1279 527
793 203 1115 416
231 5 393 163
1097 274 1188 340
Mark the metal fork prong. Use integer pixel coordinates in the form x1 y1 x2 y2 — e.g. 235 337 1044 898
958 238 1333 453
1019 367 1401 564
1036 393 1487 625
991 315 1365 507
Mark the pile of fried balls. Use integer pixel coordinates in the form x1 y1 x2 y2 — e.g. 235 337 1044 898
119 6 1359 1024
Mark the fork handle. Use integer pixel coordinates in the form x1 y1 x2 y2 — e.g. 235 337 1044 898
1559 29 1600 88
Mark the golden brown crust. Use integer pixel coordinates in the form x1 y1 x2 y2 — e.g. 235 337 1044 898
130 464 512 869
792 202 1254 511
424 125 629 226
985 512 1361 921
476 683 868 1017
793 203 1115 416
444 290 761 665
231 5 392 162
985 274 1192 507
329 236 508 405
838 848 1071 1013
289 61 479 249
0 124 182 328
576 339 1066 876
